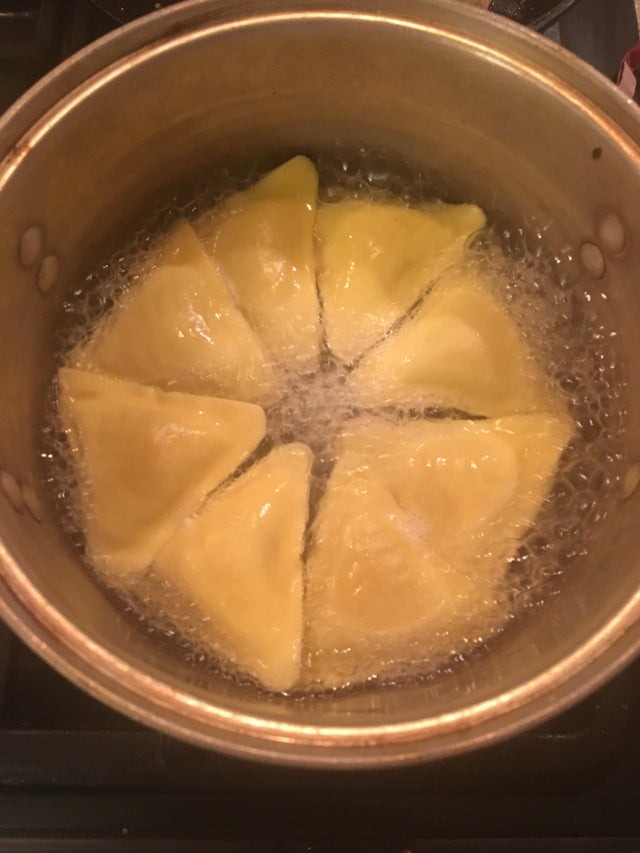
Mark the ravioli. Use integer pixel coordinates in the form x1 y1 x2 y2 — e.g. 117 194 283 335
58 368 266 577
155 444 313 692
197 156 321 371
71 219 276 403
305 413 572 688
350 266 555 417
55 156 578 694
316 199 486 363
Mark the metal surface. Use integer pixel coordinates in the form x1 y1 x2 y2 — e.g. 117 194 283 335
0 0 639 768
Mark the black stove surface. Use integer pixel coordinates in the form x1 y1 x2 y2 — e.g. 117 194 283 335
0 1 639 850
0 619 639 850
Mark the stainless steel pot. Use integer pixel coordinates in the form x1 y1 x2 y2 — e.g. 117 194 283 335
0 0 639 768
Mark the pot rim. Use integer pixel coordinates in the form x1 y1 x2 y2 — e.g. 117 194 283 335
1 0 640 767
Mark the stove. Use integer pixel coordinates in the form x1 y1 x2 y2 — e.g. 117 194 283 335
0 2 639 850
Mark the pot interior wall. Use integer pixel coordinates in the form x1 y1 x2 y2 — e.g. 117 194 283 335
0 6 639 737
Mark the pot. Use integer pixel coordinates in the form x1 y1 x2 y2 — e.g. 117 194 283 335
0 0 639 768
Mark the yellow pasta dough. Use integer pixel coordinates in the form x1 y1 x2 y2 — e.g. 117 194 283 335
317 198 486 363
197 156 321 371
71 219 276 403
305 413 572 688
350 265 555 417
155 444 312 691
59 368 266 577
53 157 579 694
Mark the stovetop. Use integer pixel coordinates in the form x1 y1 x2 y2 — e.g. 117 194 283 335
0 619 639 850
0 1 639 850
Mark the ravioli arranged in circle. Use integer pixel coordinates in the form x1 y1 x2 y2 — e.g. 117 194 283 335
304 413 573 688
71 219 277 403
349 265 554 417
56 157 572 693
195 155 321 372
58 368 266 578
155 443 312 692
316 198 486 363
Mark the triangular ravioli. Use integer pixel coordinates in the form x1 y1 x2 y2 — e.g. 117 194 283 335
316 199 486 363
71 219 277 403
58 368 266 578
350 265 555 417
305 413 572 688
155 443 313 692
196 156 321 371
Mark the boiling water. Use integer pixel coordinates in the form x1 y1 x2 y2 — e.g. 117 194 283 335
40 149 627 693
